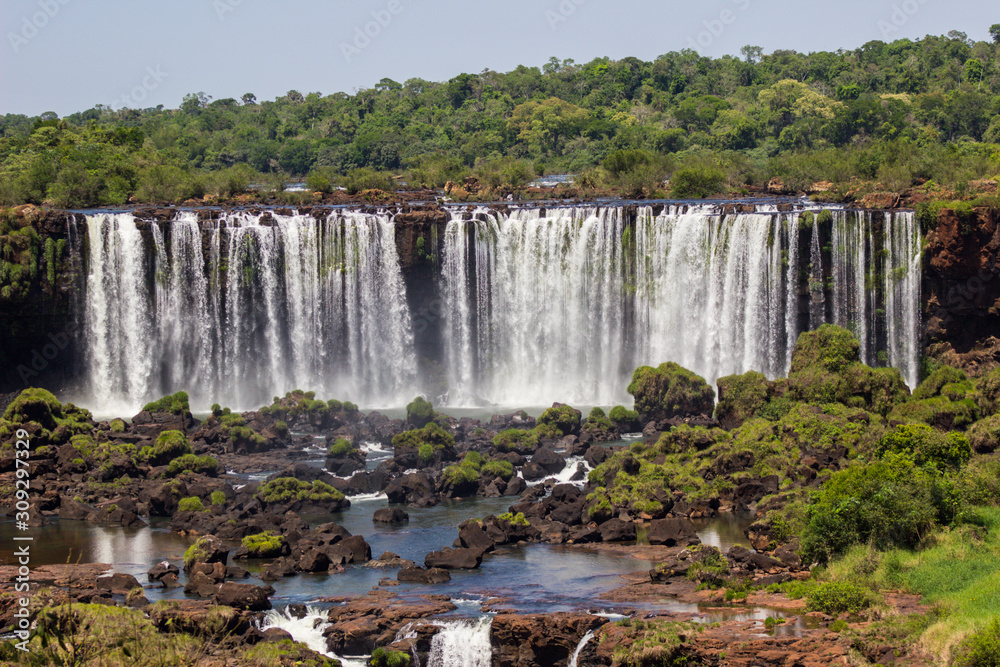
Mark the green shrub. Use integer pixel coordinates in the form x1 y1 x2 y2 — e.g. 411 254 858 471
806 581 876 614
406 396 434 427
257 477 345 504
498 511 530 527
210 490 227 506
493 428 540 453
954 618 1000 667
913 366 971 401
801 453 944 563
609 405 640 428
328 438 355 457
370 647 411 667
142 391 190 416
443 463 479 486
461 451 482 469
968 414 1000 453
482 459 514 480
143 430 193 466
628 362 714 422
715 370 769 429
109 418 125 434
537 405 581 436
417 443 434 463
877 423 971 470
177 496 205 512
392 422 455 453
167 454 220 477
671 165 726 198
241 531 286 558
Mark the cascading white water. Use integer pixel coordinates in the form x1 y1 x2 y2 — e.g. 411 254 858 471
84 213 157 415
443 207 628 405
883 211 922 388
80 204 922 414
258 607 367 667
427 617 493 667
569 629 595 667
82 210 417 414
442 205 922 405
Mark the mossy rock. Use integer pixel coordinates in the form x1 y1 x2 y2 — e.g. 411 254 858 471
492 428 540 453
628 362 715 423
241 531 287 558
392 421 455 458
257 477 346 506
912 365 971 401
976 366 1000 416
582 407 619 441
967 413 1000 453
537 404 582 436
887 395 979 430
406 396 434 428
789 324 860 374
142 391 191 417
143 430 193 466
787 327 908 415
715 370 769 430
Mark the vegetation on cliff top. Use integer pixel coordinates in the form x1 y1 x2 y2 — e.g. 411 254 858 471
3 31 1000 207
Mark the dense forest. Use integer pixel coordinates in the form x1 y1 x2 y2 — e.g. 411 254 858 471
3 28 1000 207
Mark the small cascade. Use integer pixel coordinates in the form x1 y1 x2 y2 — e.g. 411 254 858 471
427 617 493 667
257 606 372 666
569 629 595 667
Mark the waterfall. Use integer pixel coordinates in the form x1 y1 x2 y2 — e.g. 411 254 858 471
81 210 417 414
427 618 493 667
84 213 157 415
258 606 367 667
569 629 595 667
441 205 922 405
78 204 922 414
883 211 921 388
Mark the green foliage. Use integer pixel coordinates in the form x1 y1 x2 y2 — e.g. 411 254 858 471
481 459 514 480
715 370 770 428
183 536 217 568
443 462 479 486
406 396 434 427
493 428 540 453
806 581 877 614
537 404 581 436
177 496 206 512
877 423 972 469
257 477 345 504
328 437 356 457
210 490 227 506
671 164 727 198
370 647 411 667
628 362 715 422
241 531 286 558
393 422 455 458
109 418 125 433
787 326 909 415
143 430 193 466
800 453 950 563
954 617 1000 667
141 391 191 416
609 405 640 427
498 511 530 527
166 454 220 477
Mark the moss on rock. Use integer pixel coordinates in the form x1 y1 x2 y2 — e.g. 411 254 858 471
627 362 715 423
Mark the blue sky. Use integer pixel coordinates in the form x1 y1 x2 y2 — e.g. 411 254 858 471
1 0 996 116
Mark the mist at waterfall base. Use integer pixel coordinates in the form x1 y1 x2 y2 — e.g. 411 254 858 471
72 204 920 416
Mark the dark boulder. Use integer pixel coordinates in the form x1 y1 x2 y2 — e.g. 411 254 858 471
647 517 700 547
373 507 409 524
397 567 451 584
425 547 483 570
